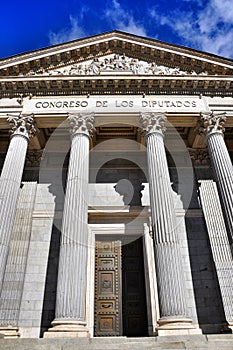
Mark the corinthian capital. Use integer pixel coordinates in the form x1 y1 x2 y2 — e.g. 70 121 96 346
67 113 95 137
199 112 226 135
7 114 37 140
140 113 167 136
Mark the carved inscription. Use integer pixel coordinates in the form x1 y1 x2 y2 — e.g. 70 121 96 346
34 99 197 110
23 96 209 114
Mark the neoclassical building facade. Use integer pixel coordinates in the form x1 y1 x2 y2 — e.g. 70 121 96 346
0 31 233 340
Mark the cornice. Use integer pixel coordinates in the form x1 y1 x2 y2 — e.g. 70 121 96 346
1 31 233 66
0 75 232 98
1 31 233 77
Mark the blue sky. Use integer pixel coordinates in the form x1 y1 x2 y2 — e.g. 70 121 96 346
1 0 233 59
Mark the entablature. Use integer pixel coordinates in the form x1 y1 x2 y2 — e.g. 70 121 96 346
0 75 233 98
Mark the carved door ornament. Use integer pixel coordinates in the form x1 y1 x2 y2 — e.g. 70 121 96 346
94 240 122 336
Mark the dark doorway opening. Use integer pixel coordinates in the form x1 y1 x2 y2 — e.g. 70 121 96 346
122 237 148 337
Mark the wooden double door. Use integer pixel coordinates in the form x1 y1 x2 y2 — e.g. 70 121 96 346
94 236 148 337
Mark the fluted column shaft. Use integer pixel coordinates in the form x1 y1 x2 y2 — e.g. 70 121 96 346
0 115 36 290
140 113 189 325
53 114 94 330
201 112 233 245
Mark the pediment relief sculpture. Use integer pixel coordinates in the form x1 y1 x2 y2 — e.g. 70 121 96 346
26 54 208 77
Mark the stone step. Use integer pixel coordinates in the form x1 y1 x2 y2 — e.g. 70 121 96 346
0 335 232 350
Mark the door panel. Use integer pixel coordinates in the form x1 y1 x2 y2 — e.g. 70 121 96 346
94 241 122 336
94 237 148 337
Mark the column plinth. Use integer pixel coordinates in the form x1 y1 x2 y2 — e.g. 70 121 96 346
140 113 197 336
44 113 94 338
0 327 19 338
45 321 88 338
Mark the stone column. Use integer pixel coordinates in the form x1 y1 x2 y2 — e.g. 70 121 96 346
0 114 37 291
45 113 94 338
140 113 194 335
200 112 233 247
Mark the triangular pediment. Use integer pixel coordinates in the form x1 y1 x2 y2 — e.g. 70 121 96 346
1 31 233 77
25 53 209 77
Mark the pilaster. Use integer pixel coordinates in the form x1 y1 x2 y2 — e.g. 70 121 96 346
199 180 233 331
200 112 233 248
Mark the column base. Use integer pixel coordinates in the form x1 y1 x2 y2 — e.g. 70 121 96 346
0 326 20 338
44 320 89 338
156 317 202 336
227 321 233 332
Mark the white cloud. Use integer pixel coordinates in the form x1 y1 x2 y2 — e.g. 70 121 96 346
212 0 233 23
150 0 233 58
47 0 233 58
104 0 147 36
48 15 86 45
199 30 233 58
198 0 233 33
48 1 147 46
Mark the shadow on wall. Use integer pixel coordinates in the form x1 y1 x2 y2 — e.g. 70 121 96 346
185 213 229 334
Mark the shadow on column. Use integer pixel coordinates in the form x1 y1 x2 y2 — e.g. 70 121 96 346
184 165 229 334
39 154 68 337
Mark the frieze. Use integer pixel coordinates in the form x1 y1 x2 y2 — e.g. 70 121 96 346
26 54 208 77
22 96 209 114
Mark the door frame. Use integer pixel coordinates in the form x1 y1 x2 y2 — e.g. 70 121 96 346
86 223 159 337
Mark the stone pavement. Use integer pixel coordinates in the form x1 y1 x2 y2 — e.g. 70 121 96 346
0 335 233 350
